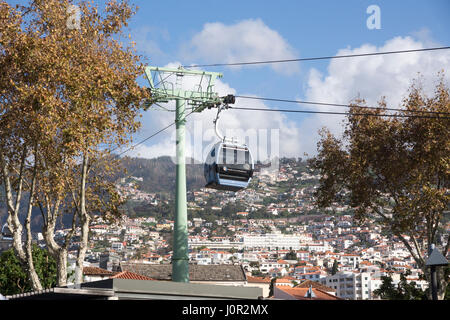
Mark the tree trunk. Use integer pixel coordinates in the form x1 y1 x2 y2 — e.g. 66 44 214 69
24 156 43 291
435 267 447 300
1 149 44 291
56 248 68 287
43 210 68 287
1 152 27 262
75 214 90 285
75 153 90 285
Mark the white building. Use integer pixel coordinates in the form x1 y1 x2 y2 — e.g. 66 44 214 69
340 254 361 269
243 233 301 250
321 272 372 300
295 250 310 261
242 252 259 262
111 242 124 251
321 270 428 300
260 260 290 273
292 262 327 280
293 270 325 282
304 242 332 253
188 239 243 250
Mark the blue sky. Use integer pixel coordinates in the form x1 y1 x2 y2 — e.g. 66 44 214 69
130 0 449 96
8 0 450 160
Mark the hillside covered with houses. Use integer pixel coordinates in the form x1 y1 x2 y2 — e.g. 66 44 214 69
4 157 446 300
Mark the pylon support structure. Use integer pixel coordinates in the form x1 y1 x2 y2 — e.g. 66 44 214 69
144 66 227 282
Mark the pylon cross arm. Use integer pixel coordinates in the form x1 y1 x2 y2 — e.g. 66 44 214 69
144 66 223 111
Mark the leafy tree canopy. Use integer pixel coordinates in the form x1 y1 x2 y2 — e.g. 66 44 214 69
309 74 450 299
0 245 57 296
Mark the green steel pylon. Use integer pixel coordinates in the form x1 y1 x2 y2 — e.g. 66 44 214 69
144 66 225 282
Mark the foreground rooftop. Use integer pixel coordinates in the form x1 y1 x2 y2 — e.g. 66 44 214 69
6 278 263 300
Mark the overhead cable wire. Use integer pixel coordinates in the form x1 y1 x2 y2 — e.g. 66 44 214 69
182 46 450 68
116 109 197 157
235 95 450 116
111 102 448 157
230 106 450 119
116 122 175 157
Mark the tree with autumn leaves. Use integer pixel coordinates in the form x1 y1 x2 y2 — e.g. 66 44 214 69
309 74 449 299
0 0 149 290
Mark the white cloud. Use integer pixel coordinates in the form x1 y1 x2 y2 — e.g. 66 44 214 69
300 36 450 157
410 28 441 48
132 26 170 58
184 19 299 75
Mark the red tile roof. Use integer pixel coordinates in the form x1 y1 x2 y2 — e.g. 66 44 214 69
295 280 336 292
276 286 341 300
276 278 294 284
277 260 290 264
111 271 154 281
247 276 272 283
278 276 297 281
83 267 114 276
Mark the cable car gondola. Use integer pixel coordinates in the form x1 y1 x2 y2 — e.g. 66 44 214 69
204 104 254 192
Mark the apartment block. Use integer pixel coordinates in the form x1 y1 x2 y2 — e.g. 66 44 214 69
320 272 372 300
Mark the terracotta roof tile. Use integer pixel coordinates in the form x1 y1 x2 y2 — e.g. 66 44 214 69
276 286 341 300
111 271 154 281
83 267 114 276
247 276 272 283
276 278 293 283
295 280 336 292
278 276 297 281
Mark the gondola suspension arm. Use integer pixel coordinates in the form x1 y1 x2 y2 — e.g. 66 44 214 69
213 94 236 143
214 105 226 142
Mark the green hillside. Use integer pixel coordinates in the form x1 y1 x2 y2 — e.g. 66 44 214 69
119 156 206 193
